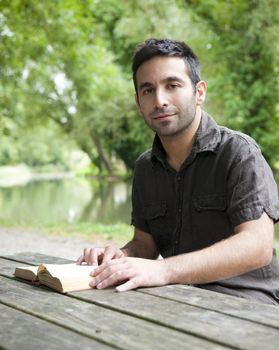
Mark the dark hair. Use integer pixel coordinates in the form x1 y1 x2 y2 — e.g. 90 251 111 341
132 38 200 93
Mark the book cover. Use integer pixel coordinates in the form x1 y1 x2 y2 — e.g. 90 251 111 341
14 263 96 293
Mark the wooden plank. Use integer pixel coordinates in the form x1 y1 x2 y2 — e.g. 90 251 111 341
71 288 279 350
0 276 227 350
138 285 279 328
3 255 278 329
2 255 279 350
0 303 113 350
0 258 33 276
0 252 72 265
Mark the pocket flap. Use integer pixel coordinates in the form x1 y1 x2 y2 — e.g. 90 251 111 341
142 201 167 220
194 194 227 211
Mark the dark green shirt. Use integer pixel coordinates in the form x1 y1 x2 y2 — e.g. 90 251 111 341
131 111 279 302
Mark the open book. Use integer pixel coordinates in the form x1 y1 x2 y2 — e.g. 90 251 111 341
14 263 96 293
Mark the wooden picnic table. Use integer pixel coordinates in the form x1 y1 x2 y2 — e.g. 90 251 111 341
0 252 279 350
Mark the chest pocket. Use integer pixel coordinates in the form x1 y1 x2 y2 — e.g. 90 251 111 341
192 194 232 248
142 201 167 221
193 194 227 212
142 201 172 256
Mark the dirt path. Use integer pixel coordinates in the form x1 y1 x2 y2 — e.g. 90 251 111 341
0 227 109 260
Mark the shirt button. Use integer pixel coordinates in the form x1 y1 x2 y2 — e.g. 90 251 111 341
177 176 181 181
178 208 182 213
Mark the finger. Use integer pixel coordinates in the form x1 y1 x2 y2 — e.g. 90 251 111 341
90 264 106 277
116 278 139 292
90 248 100 266
76 254 84 265
82 247 92 264
91 258 126 276
83 248 90 264
77 247 91 264
91 265 129 289
102 246 118 264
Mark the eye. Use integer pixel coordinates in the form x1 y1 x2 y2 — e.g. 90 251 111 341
142 88 153 95
168 83 179 89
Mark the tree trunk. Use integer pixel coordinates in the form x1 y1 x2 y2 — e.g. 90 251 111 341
90 129 113 174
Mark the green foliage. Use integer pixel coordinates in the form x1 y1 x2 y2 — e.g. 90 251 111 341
0 0 199 172
0 120 76 169
91 81 153 169
95 0 202 70
18 125 76 170
185 0 279 169
1 0 279 172
87 0 209 168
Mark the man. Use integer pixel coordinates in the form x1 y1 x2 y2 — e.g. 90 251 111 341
78 38 279 305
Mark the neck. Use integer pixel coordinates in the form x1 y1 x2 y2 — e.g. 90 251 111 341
160 108 202 171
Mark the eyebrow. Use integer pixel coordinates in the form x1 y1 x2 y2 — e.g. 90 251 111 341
138 76 185 91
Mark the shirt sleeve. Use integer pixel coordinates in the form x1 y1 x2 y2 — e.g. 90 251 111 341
226 135 279 227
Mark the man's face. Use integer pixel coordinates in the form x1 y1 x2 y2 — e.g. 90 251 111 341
135 56 199 138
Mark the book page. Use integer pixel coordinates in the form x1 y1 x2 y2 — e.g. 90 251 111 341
38 263 97 279
18 266 39 274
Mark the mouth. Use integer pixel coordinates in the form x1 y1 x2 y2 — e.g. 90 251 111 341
154 113 175 120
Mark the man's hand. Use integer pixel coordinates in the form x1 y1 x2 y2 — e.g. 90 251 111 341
77 228 159 266
90 257 169 292
77 246 127 266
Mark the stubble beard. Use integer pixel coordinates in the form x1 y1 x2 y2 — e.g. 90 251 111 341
145 102 197 138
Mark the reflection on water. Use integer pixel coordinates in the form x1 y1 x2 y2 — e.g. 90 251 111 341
1 177 279 246
0 178 132 225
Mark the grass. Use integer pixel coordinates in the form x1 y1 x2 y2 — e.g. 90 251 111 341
44 221 134 245
1 219 279 256
0 219 133 246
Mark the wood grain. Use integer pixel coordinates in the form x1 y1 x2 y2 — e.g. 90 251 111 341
2 253 279 350
0 276 227 350
0 303 113 350
139 285 279 328
71 288 279 350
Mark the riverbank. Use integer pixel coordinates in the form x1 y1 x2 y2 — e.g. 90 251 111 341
0 226 116 260
0 164 129 188
0 164 75 187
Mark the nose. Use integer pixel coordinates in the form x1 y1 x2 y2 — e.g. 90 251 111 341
154 88 169 109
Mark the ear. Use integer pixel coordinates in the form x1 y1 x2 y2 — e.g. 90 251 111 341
135 93 143 115
195 81 206 106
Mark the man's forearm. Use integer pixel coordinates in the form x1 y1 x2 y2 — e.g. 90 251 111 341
88 214 274 292
121 228 159 259
121 239 158 259
164 218 273 285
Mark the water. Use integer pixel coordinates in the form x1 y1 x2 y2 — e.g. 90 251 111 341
0 178 132 225
0 177 278 247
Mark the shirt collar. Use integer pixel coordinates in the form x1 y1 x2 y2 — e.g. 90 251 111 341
151 111 221 167
193 111 221 153
151 134 167 168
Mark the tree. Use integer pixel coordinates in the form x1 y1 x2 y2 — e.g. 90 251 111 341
185 0 279 169
0 0 121 173
5 1 276 173
0 0 202 172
